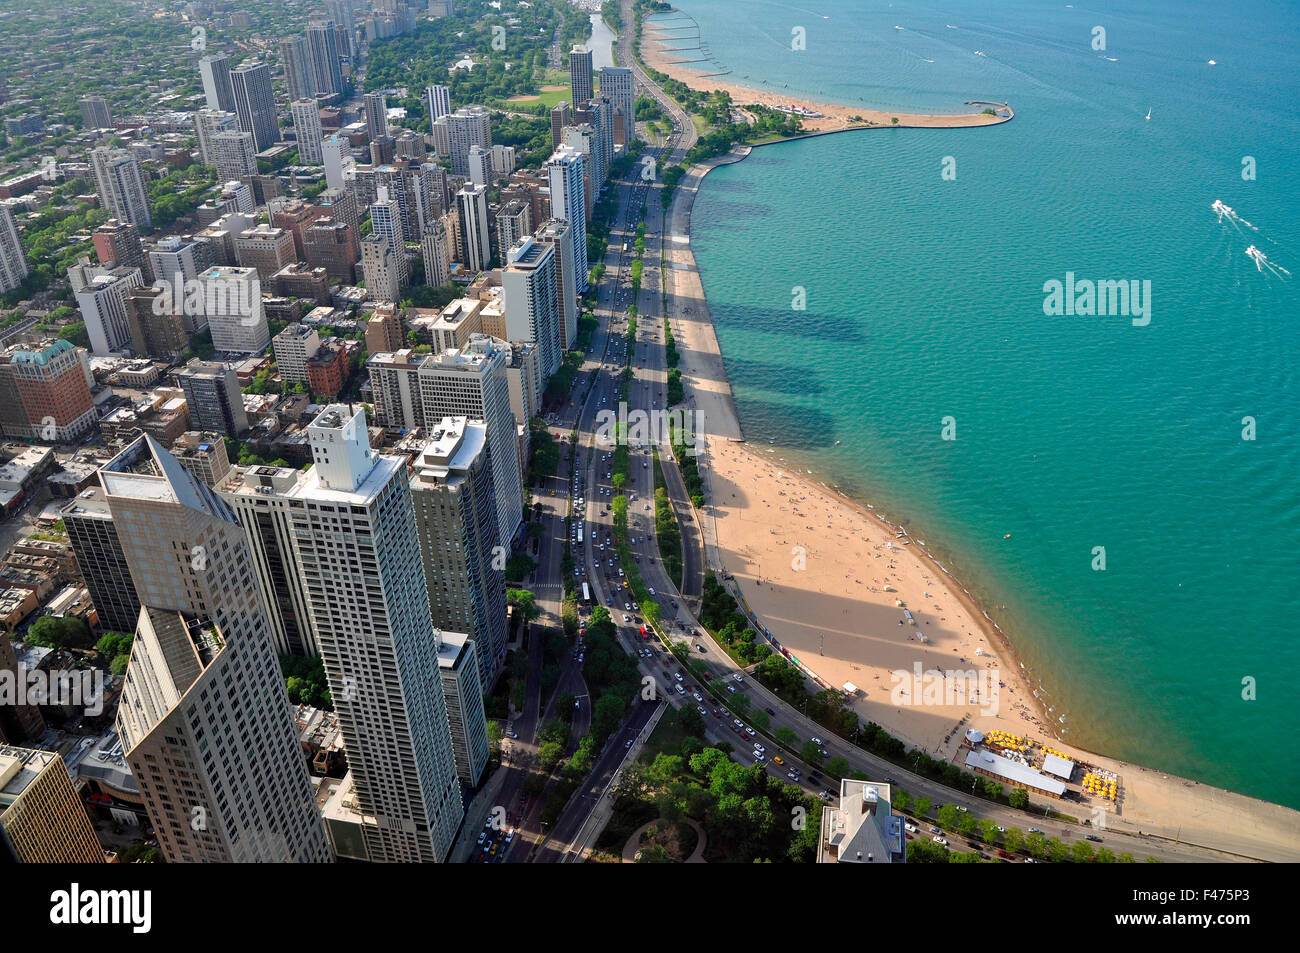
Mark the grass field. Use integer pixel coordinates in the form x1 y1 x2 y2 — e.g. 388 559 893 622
508 84 571 108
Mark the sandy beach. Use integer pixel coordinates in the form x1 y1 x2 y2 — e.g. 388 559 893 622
642 21 1010 131
660 147 1300 861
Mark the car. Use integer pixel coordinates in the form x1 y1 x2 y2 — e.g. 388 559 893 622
477 832 486 845
753 744 766 754
995 825 1006 833
671 600 678 609
625 739 633 748
1025 858 1038 863
697 705 707 715
932 836 948 846
1085 834 1103 843
904 823 918 833
673 673 683 682
998 849 1010 858
675 685 686 695
726 684 736 694
929 826 942 835
956 806 968 813
817 791 832 802
733 673 744 682
744 726 755 736
574 699 580 708
819 748 829 758
625 603 633 611
733 719 743 728
1028 828 1044 835
648 587 656 596
505 830 514 843
787 771 800 781
966 840 981 850
623 614 631 622
772 756 785 766
507 731 519 740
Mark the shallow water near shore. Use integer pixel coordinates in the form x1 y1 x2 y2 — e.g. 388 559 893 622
680 0 1300 807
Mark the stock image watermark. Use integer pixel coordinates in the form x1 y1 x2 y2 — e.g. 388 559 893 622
1042 272 1151 326
593 402 707 456
890 661 1001 716
0 667 105 716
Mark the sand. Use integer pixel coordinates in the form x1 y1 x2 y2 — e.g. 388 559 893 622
659 149 1300 862
642 22 1010 131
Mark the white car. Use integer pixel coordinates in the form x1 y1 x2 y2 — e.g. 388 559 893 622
905 823 918 833
744 727 756 737
623 614 631 622
753 744 766 754
733 674 744 682
932 836 948 847
674 673 683 682
648 587 656 596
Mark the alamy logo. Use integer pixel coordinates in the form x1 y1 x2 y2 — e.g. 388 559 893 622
593 402 705 456
49 884 151 933
151 274 258 324
0 668 104 716
890 661 1000 716
1042 272 1151 326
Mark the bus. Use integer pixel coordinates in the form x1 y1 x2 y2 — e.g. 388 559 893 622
581 582 591 604
577 526 584 545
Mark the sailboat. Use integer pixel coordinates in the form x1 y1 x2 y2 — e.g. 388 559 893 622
1145 107 1152 121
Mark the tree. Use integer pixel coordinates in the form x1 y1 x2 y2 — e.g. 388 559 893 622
912 796 932 819
774 726 797 748
1004 828 1025 854
826 756 851 780
677 704 706 738
1008 787 1030 809
937 804 960 830
800 739 824 766
26 615 91 650
507 589 540 622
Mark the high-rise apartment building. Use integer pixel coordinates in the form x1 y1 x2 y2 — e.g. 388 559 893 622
69 259 144 356
62 486 142 634
198 266 268 354
421 217 452 289
455 184 490 272
235 225 296 282
148 236 209 288
280 35 315 103
78 95 112 131
90 148 151 227
436 632 490 787
495 201 531 264
599 66 634 143
291 100 325 164
199 53 236 112
569 46 594 105
550 100 571 151
231 62 280 152
194 108 238 167
445 106 491 177
546 146 588 293
286 405 465 862
103 436 331 863
361 234 407 303
425 84 451 125
467 145 491 187
304 217 358 283
0 746 104 863
213 129 258 182
364 91 389 140
177 359 249 436
536 218 579 352
417 335 522 547
502 236 561 378
272 323 321 384
412 418 507 689
7 339 96 442
322 135 352 192
92 220 149 278
0 204 28 295
306 19 344 97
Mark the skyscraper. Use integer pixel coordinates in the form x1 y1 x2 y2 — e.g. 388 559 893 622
421 217 452 289
92 220 149 278
502 236 561 377
90 148 151 227
599 66 635 144
69 259 144 356
0 204 28 295
569 46 594 105
425 84 451 125
7 339 97 442
418 335 522 547
199 53 236 112
467 145 491 187
364 91 389 140
291 100 325 164
550 100 571 151
0 746 104 863
279 35 315 102
455 183 490 272
212 129 258 182
436 633 490 788
361 234 407 303
445 106 491 177
306 18 344 97
78 95 112 131
62 487 142 635
176 359 249 437
287 405 465 862
536 218 579 351
198 265 268 353
412 417 508 689
194 108 238 167
231 62 279 152
103 436 331 863
546 146 588 293
322 134 352 191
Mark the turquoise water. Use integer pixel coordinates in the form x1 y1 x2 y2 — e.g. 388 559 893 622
676 0 1300 807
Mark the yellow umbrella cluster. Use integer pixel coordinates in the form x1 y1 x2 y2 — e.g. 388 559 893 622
1083 772 1118 800
1042 746 1070 761
986 729 1029 752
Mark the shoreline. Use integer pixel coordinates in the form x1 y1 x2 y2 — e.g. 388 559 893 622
661 146 1300 861
642 17 1012 131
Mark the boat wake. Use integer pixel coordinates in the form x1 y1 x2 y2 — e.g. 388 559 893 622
1214 201 1290 279
1245 245 1291 279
